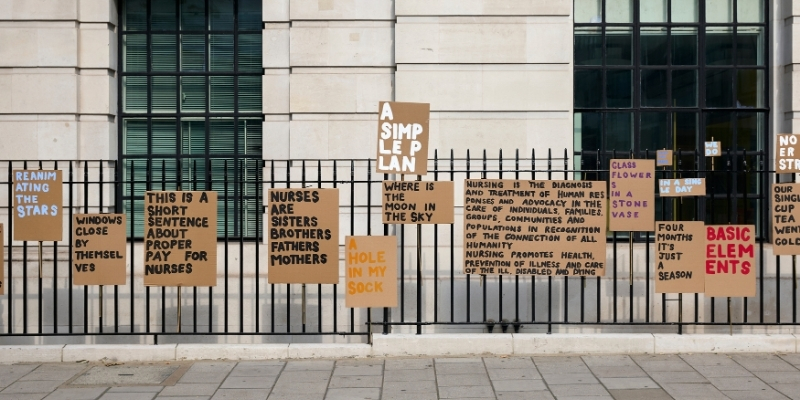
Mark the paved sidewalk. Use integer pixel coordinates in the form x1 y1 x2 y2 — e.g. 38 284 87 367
1 353 800 400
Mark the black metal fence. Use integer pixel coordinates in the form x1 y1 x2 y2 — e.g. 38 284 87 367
0 148 793 342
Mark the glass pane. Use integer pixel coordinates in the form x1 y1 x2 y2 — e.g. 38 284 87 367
238 76 262 113
574 69 602 108
181 119 207 155
737 26 764 66
575 0 602 23
640 0 667 22
210 76 234 112
705 69 734 108
151 35 177 72
181 34 206 71
152 76 177 113
674 112 698 168
181 76 206 112
238 34 262 72
606 70 632 108
672 27 697 65
737 69 764 108
705 27 733 66
210 0 234 30
640 112 669 152
672 70 697 107
737 0 763 23
238 0 263 30
706 0 733 23
641 27 667 65
606 113 633 152
210 34 234 71
574 112 602 151
151 119 177 155
181 158 209 190
210 119 236 154
607 0 632 23
124 0 146 31
705 112 733 152
152 1 177 30
123 76 147 113
737 112 762 152
151 158 179 190
123 35 147 72
575 27 602 66
238 119 263 155
606 27 632 66
641 69 668 107
181 0 206 30
671 0 698 22
123 119 148 155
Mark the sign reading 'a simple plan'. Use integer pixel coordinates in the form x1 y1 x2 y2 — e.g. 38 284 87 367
609 160 655 232
345 236 398 308
73 214 127 286
13 170 62 242
705 225 756 297
776 134 800 174
382 180 454 224
376 101 430 176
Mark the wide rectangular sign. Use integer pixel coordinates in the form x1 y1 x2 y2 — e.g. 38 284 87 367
776 134 800 174
655 221 705 293
658 178 706 197
609 160 655 232
772 183 800 255
376 101 430 176
382 180 454 224
704 225 756 297
345 236 398 308
13 170 62 242
73 214 127 286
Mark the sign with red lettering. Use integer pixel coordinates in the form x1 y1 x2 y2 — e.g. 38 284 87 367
704 225 756 297
609 160 655 231
345 236 397 308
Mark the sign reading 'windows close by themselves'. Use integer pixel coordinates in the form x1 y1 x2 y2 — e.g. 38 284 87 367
376 101 430 176
13 170 62 242
73 214 127 286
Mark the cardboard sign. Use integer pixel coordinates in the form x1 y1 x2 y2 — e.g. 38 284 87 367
609 160 655 232
656 150 672 167
13 170 62 241
704 141 721 157
658 178 706 197
345 236 398 308
772 183 800 255
267 188 339 284
463 180 606 277
0 224 4 295
776 134 800 173
376 101 430 176
382 180 454 224
655 222 705 293
72 214 127 286
143 191 217 287
704 225 756 297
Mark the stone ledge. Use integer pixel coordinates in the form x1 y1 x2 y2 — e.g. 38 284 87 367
654 334 797 354
0 345 64 363
62 344 176 362
288 343 372 359
176 344 289 360
513 333 655 355
372 333 514 357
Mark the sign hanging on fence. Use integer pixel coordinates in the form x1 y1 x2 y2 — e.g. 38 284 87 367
143 191 217 287
382 180 454 224
0 224 4 295
771 183 800 255
267 188 339 284
776 134 800 174
658 178 706 197
375 101 430 176
656 150 672 167
609 160 655 231
345 236 398 308
13 170 62 242
73 214 127 286
655 221 705 293
463 179 607 277
705 141 721 157
704 225 756 297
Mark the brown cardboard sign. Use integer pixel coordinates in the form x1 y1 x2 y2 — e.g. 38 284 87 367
609 160 655 232
704 141 721 157
463 179 606 277
345 236 398 308
772 183 800 255
267 188 339 284
0 224 4 295
704 225 756 297
13 170 63 242
72 214 127 286
382 180 454 224
656 150 672 167
143 191 217 287
658 178 706 197
376 101 430 176
776 134 800 173
655 221 705 293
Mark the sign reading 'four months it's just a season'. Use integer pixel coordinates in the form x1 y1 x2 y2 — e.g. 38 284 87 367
655 221 705 293
376 101 430 176
73 214 127 286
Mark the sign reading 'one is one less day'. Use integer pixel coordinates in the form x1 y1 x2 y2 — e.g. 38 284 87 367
144 191 217 287
268 188 339 284
463 179 607 277
705 225 756 297
655 221 705 293
772 183 800 255
609 160 655 232
13 170 62 242
376 101 430 176
73 214 126 286
382 180 454 224
776 134 800 173
345 236 398 308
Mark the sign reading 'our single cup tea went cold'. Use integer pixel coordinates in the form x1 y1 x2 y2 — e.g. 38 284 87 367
776 134 800 173
655 221 705 294
463 180 607 277
772 183 800 255
13 170 62 242
268 188 339 284
144 191 217 287
73 214 127 286
609 160 655 232
345 236 398 308
705 225 756 297
376 101 430 176
382 180 454 224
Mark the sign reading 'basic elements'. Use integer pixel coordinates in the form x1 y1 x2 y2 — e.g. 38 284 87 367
73 214 127 286
345 236 398 308
382 180 454 224
776 134 800 173
772 183 800 255
463 179 607 277
609 160 655 232
655 221 705 293
13 170 62 241
705 225 756 297
376 101 430 176
268 188 339 284
144 191 217 287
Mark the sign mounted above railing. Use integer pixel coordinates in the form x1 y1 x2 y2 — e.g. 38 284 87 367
375 101 430 176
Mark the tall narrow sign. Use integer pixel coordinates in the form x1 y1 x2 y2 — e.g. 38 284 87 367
144 191 218 287
655 221 705 293
776 134 800 174
609 160 655 231
73 214 127 285
345 236 398 308
772 183 800 255
705 225 756 297
376 101 430 176
13 170 62 241
0 224 4 295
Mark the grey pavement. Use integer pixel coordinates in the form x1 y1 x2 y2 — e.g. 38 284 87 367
1 353 800 399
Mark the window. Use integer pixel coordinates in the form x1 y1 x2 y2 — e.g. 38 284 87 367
574 0 767 225
120 0 263 238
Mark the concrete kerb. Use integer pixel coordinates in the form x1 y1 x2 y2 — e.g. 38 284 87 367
62 344 177 363
512 333 655 354
0 345 64 363
176 344 289 360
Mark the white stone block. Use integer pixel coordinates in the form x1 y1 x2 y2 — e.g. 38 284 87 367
79 71 114 114
263 69 290 114
289 119 329 159
0 121 40 159
0 25 77 67
0 345 63 363
654 334 797 354
264 24 290 68
372 333 513 357
290 69 393 113
9 0 78 20
395 0 570 16
289 114 376 159
290 0 394 20
513 334 655 354
177 344 289 360
79 24 114 69
6 71 78 114
264 0 289 21
288 343 372 359
291 21 394 66
63 344 177 362
78 119 115 159
263 118 290 159
37 119 79 159
79 0 117 23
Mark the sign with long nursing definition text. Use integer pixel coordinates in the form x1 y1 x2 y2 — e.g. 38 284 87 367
772 183 800 255
609 160 655 232
655 221 705 293
704 225 756 297
376 101 430 176
345 236 398 308
73 214 127 286
382 180 453 224
13 170 62 241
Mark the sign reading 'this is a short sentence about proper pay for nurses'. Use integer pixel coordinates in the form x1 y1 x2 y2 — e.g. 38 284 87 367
376 101 430 176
